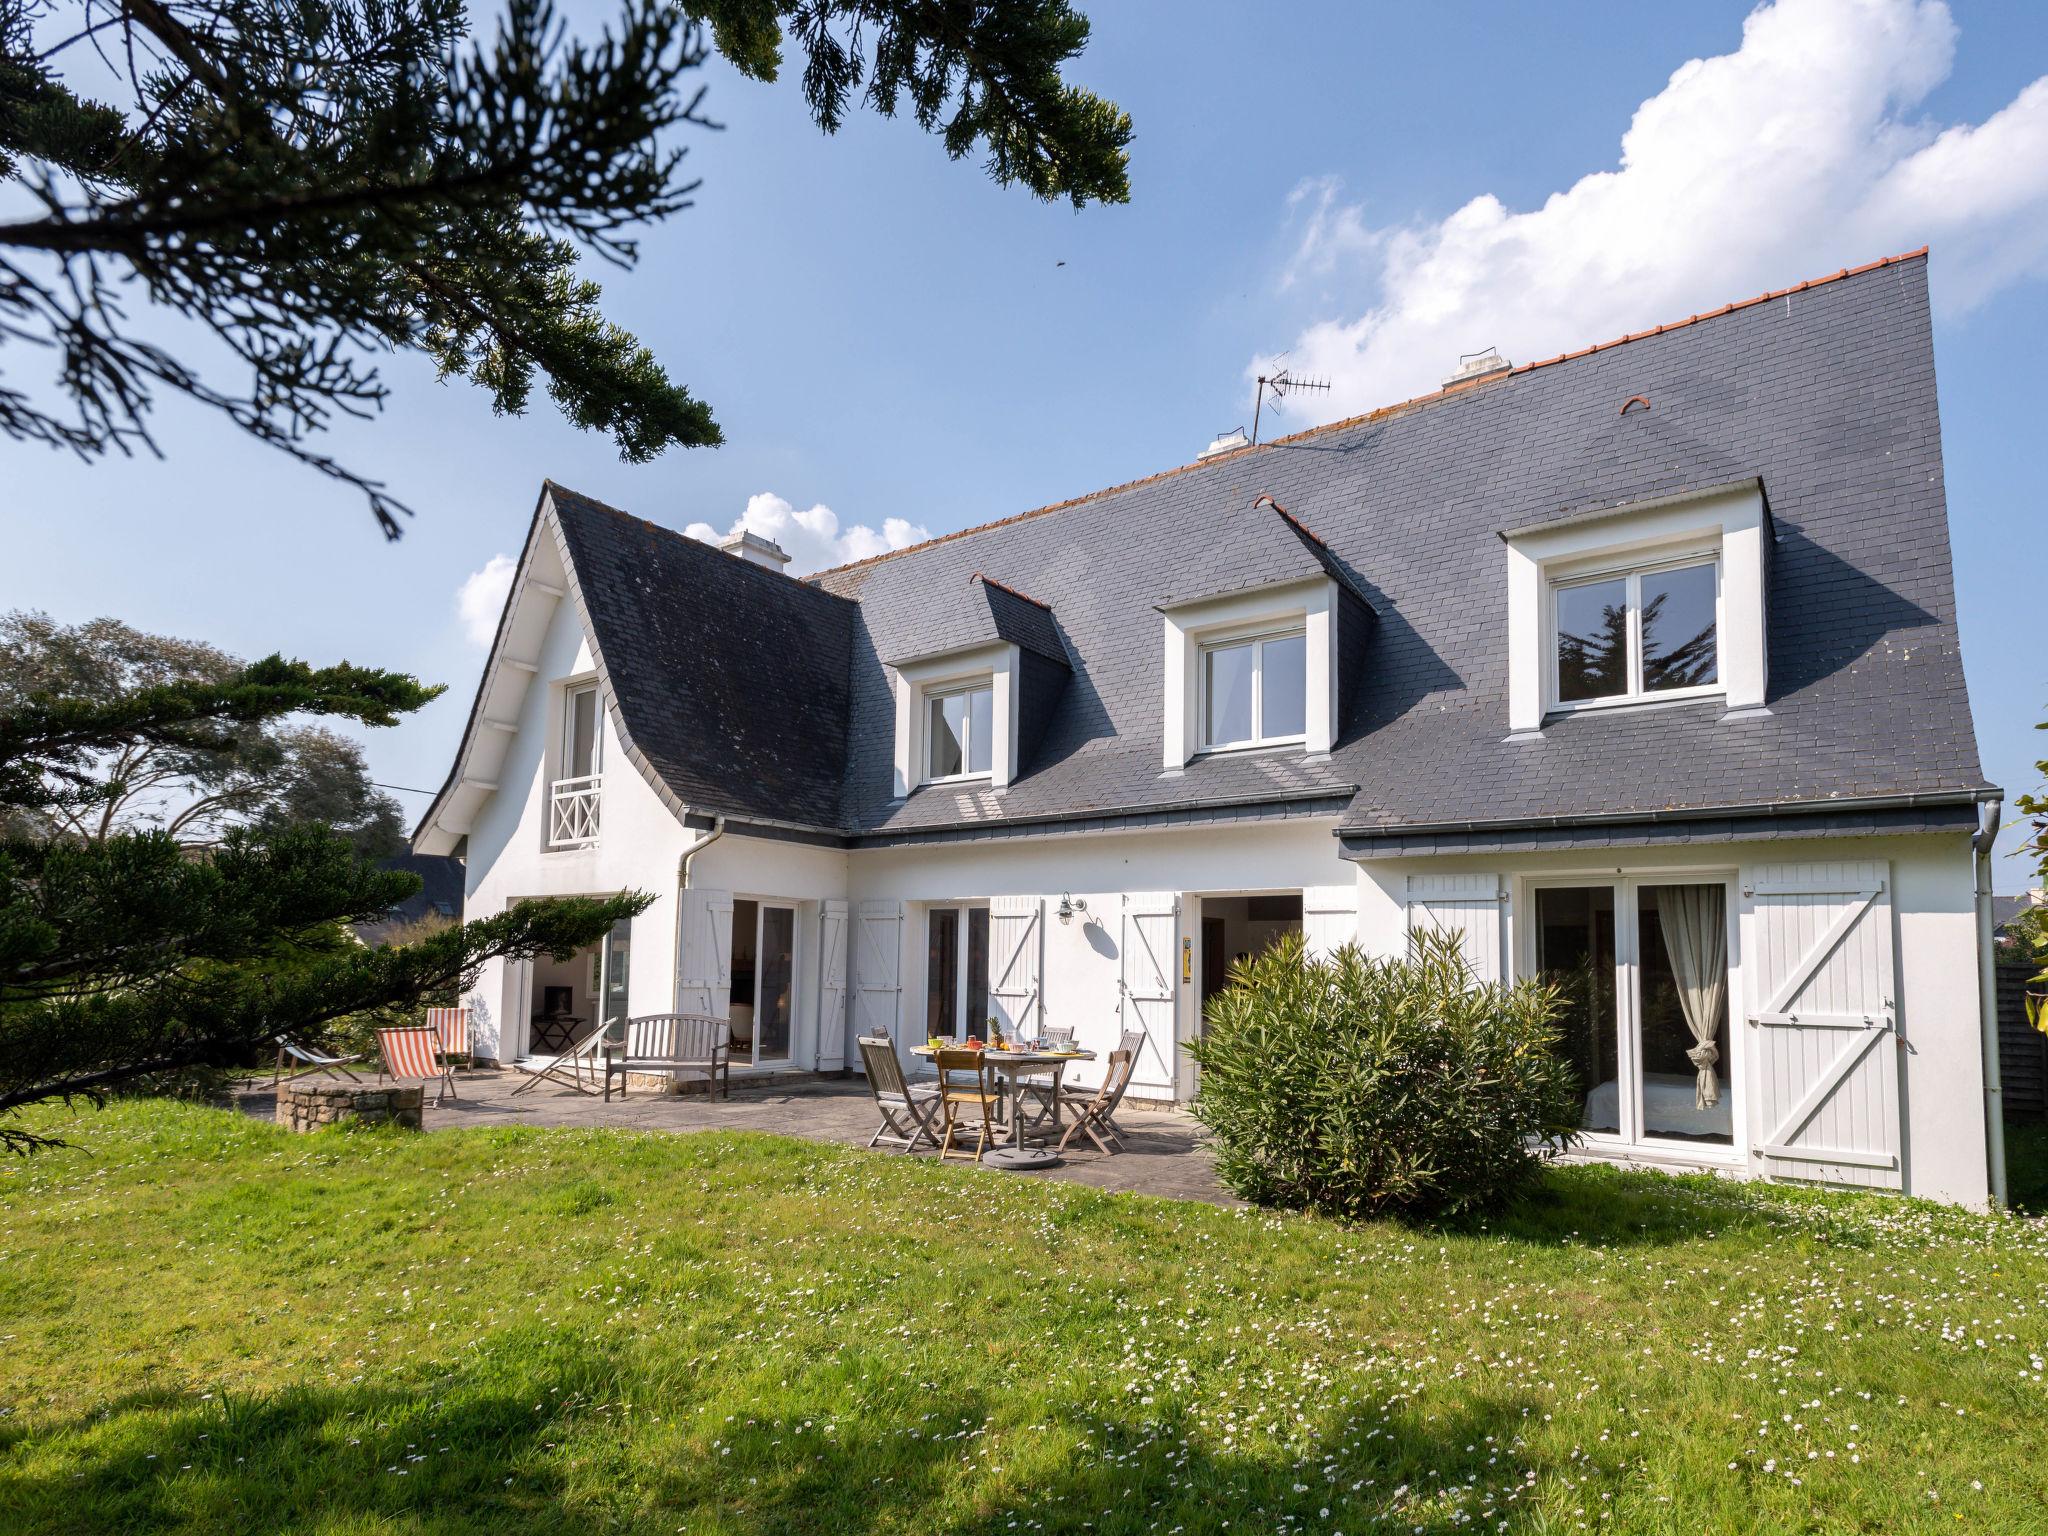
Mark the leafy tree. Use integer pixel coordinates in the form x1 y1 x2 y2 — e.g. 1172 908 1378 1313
2010 708 2048 1027
1 611 406 856
0 636 648 1150
0 0 1131 536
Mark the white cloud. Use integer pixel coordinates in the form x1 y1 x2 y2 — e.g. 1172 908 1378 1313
686 492 930 576
1262 0 2048 421
455 553 516 647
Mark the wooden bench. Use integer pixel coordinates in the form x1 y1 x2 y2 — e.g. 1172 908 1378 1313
603 1014 730 1102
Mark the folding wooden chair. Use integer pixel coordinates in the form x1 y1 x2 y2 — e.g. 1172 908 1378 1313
425 1006 472 1070
272 1037 362 1086
1055 1047 1135 1155
932 1047 1001 1162
509 1018 606 1096
375 1025 457 1106
858 1035 939 1151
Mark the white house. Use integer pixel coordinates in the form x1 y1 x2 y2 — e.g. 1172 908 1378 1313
415 249 2009 1206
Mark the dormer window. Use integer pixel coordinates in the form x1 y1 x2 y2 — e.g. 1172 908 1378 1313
1504 481 1768 735
926 682 994 782
1552 555 1719 709
1161 575 1354 769
1202 627 1308 749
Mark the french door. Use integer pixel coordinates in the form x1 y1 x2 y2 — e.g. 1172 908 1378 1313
1526 874 1737 1151
730 899 797 1067
925 905 990 1041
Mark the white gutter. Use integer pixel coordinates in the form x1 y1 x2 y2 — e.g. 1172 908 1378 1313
1972 796 2008 1209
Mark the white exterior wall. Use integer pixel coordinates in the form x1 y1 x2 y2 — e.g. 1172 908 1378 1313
1353 831 1988 1207
685 833 851 1070
850 819 1350 1097
459 596 691 1062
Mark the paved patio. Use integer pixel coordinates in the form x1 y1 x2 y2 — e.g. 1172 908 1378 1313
237 1068 1234 1205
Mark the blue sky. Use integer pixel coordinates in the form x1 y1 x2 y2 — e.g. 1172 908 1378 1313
5 0 2045 887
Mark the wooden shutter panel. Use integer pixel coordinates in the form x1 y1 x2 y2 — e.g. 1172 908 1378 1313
1743 861 1901 1189
1120 893 1180 1098
853 900 904 1070
1303 883 1360 959
1405 873 1506 983
676 887 733 1017
988 896 1044 1040
816 899 850 1072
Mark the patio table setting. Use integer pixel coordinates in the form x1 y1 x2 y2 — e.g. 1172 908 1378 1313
912 1027 1093 1170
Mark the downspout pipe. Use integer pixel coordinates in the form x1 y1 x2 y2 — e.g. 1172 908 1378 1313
678 815 726 890
1973 796 2008 1209
676 815 726 1011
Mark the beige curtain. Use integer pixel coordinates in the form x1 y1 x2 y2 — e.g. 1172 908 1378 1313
1654 885 1727 1108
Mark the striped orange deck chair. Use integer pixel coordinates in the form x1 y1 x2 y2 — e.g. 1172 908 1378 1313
376 1025 457 1106
425 1006 472 1068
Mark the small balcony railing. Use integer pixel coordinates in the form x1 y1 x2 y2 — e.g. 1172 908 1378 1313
548 774 602 848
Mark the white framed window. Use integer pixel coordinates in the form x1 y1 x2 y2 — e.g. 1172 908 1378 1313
925 681 994 782
1200 626 1308 750
548 681 604 848
563 681 602 778
1505 482 1766 734
1548 553 1719 712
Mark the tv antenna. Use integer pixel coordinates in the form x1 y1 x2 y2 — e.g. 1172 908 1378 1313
1252 366 1331 444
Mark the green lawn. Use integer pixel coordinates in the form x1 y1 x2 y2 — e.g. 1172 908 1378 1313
3 1102 2045 1534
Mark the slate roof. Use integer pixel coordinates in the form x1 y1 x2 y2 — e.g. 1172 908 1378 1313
550 486 856 830
542 250 1990 846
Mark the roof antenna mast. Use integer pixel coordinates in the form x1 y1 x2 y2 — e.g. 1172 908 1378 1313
1252 366 1331 445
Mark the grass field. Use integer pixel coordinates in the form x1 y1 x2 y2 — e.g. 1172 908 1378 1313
3 1101 2045 1534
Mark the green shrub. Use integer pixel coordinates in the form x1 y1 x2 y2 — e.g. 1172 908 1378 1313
1186 929 1581 1221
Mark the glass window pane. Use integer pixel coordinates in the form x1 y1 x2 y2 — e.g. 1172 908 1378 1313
967 687 993 774
1641 563 1718 692
928 693 967 778
568 687 598 777
1205 642 1254 745
1637 885 1731 1143
966 908 990 1035
1534 885 1619 1134
759 907 795 1060
1259 632 1307 739
1555 578 1629 702
926 909 959 1037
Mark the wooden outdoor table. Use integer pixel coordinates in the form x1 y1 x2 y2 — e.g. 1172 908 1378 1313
912 1045 1097 1169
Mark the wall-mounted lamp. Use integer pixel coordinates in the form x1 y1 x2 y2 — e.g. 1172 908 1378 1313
1057 893 1088 924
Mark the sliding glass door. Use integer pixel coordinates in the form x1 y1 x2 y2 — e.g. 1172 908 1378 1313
1528 877 1733 1150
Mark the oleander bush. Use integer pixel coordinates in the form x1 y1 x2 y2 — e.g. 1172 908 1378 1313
1187 929 1581 1220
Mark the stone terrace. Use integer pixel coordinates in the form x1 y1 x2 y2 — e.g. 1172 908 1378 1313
234 1069 1233 1206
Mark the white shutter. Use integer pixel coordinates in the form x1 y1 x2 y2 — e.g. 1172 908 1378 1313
988 896 1044 1040
1303 882 1360 959
1743 860 1901 1189
1405 873 1506 983
1120 893 1180 1099
816 899 850 1072
676 887 733 1017
853 900 904 1070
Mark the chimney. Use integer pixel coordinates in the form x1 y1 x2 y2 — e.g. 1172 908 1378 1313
1198 427 1250 460
1443 347 1511 389
719 528 792 573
